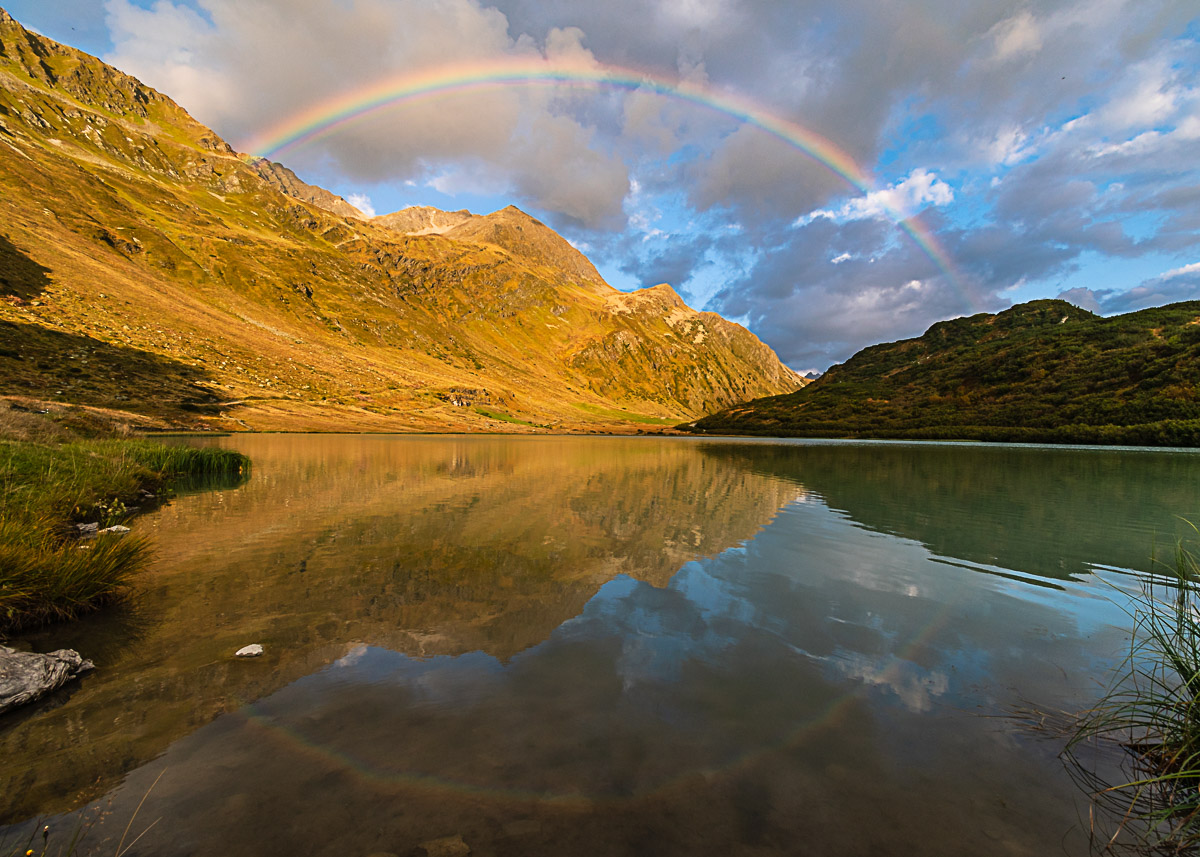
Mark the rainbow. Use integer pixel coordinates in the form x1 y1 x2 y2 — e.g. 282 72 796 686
241 58 973 303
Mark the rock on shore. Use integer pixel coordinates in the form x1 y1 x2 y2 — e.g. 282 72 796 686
0 646 94 715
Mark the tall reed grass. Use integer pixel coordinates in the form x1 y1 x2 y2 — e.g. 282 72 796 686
1066 535 1200 853
1 436 248 633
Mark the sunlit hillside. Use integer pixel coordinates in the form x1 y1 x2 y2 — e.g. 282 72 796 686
0 8 803 433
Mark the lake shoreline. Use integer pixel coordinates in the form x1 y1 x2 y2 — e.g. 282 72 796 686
0 406 250 635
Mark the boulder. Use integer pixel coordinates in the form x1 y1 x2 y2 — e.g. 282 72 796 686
0 646 94 715
235 644 263 658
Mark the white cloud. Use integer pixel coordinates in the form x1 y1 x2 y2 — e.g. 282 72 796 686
103 0 236 125
1056 286 1103 313
1064 262 1200 316
987 11 1043 64
1096 56 1184 131
656 0 731 30
427 162 512 197
345 193 376 218
799 169 954 225
1162 261 1200 279
985 126 1039 166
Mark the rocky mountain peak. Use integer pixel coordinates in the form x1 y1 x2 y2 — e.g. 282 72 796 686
248 158 364 220
444 205 607 289
373 206 475 236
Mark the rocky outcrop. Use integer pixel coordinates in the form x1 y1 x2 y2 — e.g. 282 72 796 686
0 645 94 715
248 158 365 220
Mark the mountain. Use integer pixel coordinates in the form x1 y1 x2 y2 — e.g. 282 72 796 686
686 299 1200 446
0 8 803 433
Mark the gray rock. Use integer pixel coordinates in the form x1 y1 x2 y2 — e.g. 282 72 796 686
235 644 264 658
98 525 131 534
76 522 98 534
0 646 94 715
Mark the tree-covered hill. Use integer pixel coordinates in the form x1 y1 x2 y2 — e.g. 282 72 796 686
686 299 1200 446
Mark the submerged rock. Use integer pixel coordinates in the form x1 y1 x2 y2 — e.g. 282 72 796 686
235 644 263 658
0 646 94 715
98 525 131 534
417 835 470 857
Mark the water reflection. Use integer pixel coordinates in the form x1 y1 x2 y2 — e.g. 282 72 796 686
2 436 801 820
700 440 1200 579
2 436 1189 855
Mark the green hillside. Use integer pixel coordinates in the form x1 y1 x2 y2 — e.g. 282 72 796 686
686 299 1200 446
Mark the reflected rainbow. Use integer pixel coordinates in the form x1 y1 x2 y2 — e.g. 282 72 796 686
241 58 972 303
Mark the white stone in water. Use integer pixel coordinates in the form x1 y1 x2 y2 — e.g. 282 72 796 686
98 525 131 534
235 644 263 658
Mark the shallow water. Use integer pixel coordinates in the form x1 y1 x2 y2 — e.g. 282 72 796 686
4 435 1200 856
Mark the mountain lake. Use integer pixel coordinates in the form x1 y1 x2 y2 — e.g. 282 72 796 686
3 434 1200 856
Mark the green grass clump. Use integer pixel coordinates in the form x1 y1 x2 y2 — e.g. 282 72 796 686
1 430 248 632
0 517 151 629
570 402 680 425
1067 535 1200 852
474 407 536 427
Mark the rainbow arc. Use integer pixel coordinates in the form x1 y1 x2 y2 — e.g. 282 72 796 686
241 58 972 304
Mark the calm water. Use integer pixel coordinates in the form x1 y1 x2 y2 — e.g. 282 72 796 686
4 435 1200 856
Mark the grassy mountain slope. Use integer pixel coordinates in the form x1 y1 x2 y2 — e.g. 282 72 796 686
0 8 802 433
687 299 1200 445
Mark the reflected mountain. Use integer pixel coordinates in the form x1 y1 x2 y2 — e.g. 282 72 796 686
1 436 801 819
0 436 1137 856
699 440 1200 580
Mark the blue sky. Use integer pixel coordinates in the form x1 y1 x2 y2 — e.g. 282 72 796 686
8 0 1199 372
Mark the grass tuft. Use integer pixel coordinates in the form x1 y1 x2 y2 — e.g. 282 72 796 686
1 416 249 633
1066 529 1200 853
